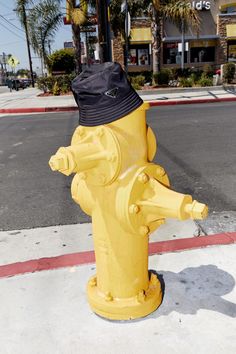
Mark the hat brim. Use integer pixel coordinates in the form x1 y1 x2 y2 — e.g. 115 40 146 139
78 88 143 127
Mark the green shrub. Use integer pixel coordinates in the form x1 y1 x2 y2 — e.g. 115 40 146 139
178 77 193 87
37 74 76 94
52 81 60 95
129 75 145 90
197 75 213 87
37 76 55 93
153 68 172 85
223 62 236 83
202 64 214 78
190 71 202 84
48 49 76 75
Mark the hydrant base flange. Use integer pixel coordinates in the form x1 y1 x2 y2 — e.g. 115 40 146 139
87 272 162 320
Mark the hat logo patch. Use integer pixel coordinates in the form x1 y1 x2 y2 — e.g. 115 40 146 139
105 87 119 98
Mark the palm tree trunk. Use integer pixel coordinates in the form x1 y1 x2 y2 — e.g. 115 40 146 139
72 22 82 74
151 6 161 75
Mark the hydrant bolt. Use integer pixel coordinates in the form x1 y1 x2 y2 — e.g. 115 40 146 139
139 225 150 236
150 273 159 286
105 292 113 302
89 277 97 287
156 166 165 177
138 173 149 184
137 290 146 303
129 204 140 214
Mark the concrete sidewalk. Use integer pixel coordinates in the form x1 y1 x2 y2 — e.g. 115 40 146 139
0 85 236 114
0 238 236 354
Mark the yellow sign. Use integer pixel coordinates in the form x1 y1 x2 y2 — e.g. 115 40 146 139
7 56 20 68
190 40 216 48
226 24 236 38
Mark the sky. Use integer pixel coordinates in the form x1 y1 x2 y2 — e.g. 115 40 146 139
0 0 73 73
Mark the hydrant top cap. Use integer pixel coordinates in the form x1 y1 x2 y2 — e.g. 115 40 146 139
71 62 143 127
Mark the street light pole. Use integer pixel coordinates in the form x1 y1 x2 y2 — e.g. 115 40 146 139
96 0 112 62
22 5 35 87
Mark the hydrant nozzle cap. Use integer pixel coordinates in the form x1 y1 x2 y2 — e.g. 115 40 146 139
185 200 208 220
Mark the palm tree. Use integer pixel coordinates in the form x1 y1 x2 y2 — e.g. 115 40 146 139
15 0 35 86
67 0 96 73
27 0 63 73
152 0 200 74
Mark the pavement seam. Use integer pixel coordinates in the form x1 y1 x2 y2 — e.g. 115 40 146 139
1 232 235 279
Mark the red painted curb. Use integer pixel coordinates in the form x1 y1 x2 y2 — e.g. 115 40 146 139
0 106 78 114
0 232 235 279
1 97 236 114
149 97 236 106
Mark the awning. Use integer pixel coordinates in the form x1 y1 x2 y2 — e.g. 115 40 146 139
129 28 152 44
163 10 218 41
219 2 236 11
226 24 236 38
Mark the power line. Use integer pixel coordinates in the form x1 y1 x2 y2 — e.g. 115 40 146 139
0 19 26 40
0 14 25 33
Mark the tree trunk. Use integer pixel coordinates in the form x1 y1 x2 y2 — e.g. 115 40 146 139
151 6 161 76
72 22 82 74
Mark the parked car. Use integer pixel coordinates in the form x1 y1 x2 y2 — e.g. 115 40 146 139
20 79 31 88
11 79 24 90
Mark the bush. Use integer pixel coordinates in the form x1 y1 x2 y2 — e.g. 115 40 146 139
197 75 213 87
223 62 236 83
48 49 76 75
178 77 193 87
129 75 145 90
52 81 60 95
153 68 172 85
202 64 214 78
190 71 202 84
37 73 76 94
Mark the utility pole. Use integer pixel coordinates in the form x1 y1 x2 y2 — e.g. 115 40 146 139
124 0 129 73
96 0 112 62
181 19 185 71
22 5 35 87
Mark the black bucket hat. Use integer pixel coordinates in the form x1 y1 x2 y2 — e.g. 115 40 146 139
71 62 143 126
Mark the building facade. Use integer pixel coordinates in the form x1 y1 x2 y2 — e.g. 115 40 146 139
112 0 236 71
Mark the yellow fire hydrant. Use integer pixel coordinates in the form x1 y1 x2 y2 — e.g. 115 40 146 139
49 63 208 320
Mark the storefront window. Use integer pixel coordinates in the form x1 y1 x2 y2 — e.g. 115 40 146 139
127 45 150 66
228 41 236 62
163 43 187 64
190 47 215 63
138 49 149 65
221 6 236 14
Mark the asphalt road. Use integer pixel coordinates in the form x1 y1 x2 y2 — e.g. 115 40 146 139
0 102 235 231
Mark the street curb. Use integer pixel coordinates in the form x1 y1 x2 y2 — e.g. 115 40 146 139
1 97 236 114
0 232 235 279
149 97 236 106
0 106 78 114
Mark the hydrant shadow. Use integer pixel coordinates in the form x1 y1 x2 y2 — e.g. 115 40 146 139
150 265 236 319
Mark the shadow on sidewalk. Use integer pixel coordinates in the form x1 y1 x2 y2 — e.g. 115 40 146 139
151 264 236 319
